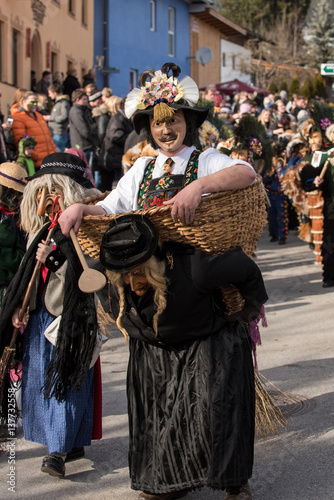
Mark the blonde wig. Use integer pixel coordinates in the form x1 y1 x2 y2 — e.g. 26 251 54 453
106 255 168 339
20 173 99 234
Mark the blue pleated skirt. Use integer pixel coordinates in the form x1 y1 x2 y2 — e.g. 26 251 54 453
22 303 94 453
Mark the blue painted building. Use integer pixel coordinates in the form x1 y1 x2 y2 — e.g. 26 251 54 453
94 0 207 97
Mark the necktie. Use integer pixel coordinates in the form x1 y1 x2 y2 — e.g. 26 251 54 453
163 157 174 174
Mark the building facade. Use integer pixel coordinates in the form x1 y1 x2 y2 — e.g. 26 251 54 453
94 0 198 97
0 0 94 118
189 6 255 89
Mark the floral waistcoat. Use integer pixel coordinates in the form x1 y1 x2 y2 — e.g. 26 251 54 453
137 149 200 209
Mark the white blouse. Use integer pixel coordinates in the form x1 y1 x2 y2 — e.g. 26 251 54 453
97 146 255 214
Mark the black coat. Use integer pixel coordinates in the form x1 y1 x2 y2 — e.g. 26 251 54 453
98 110 133 171
69 104 98 151
62 74 81 99
109 246 268 345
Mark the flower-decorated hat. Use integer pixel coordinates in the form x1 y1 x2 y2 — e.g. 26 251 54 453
125 62 209 134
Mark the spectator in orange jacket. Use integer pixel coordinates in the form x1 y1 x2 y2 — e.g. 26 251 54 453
12 91 57 169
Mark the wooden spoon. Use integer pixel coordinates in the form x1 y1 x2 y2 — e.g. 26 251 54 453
58 197 107 293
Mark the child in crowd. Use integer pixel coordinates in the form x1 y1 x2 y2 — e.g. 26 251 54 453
16 136 37 176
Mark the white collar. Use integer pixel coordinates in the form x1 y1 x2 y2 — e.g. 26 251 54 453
155 146 195 169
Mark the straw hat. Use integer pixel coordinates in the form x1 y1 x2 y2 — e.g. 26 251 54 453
0 162 27 193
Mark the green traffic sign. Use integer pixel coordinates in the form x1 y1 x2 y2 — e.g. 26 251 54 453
321 64 334 75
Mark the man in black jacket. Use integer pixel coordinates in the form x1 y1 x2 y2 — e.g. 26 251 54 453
69 89 98 175
63 68 81 100
98 98 133 191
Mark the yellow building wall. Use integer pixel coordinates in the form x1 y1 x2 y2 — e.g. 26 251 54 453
190 15 224 90
0 0 94 118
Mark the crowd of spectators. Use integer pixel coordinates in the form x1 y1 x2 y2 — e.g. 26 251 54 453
0 67 134 192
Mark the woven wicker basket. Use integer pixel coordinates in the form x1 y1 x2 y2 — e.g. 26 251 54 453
78 176 268 313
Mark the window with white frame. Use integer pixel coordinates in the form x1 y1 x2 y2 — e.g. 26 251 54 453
168 7 175 57
150 0 156 31
130 68 137 90
222 52 226 67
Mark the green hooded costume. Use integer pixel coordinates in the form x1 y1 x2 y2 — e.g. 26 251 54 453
16 136 37 176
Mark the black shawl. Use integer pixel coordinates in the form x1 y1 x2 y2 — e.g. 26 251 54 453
0 222 97 402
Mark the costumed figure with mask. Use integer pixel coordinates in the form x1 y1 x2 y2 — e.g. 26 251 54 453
222 114 273 176
0 162 27 429
57 63 269 500
99 213 268 500
299 100 334 286
58 63 256 233
0 162 27 307
262 138 290 244
0 152 102 477
298 100 334 264
281 134 310 241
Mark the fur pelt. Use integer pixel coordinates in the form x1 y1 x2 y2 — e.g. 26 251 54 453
122 140 158 174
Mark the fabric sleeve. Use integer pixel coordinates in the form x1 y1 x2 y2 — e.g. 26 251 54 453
52 101 69 124
191 248 268 321
97 157 152 213
12 115 27 147
71 109 92 140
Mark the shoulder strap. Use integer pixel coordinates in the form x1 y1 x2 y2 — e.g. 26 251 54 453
137 158 156 209
184 149 200 186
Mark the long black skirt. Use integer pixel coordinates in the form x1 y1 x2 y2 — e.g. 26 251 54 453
127 321 255 494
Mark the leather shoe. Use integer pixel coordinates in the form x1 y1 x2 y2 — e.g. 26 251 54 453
138 490 189 500
225 482 252 499
65 446 85 462
41 454 65 477
322 280 334 288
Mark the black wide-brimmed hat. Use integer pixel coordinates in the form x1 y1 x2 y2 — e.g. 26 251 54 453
125 62 209 134
100 214 158 271
26 152 93 189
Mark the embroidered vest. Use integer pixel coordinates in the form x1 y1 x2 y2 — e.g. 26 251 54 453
137 149 200 209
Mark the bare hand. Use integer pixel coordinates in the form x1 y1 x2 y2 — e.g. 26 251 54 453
2 122 12 132
163 182 202 224
12 306 28 329
58 204 85 235
36 240 53 263
314 175 323 187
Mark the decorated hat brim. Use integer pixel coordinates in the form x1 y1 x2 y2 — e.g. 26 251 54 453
26 166 93 189
133 103 210 134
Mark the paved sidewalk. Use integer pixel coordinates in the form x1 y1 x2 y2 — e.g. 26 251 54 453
1 230 334 500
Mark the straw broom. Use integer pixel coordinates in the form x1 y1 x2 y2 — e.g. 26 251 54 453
255 371 288 438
